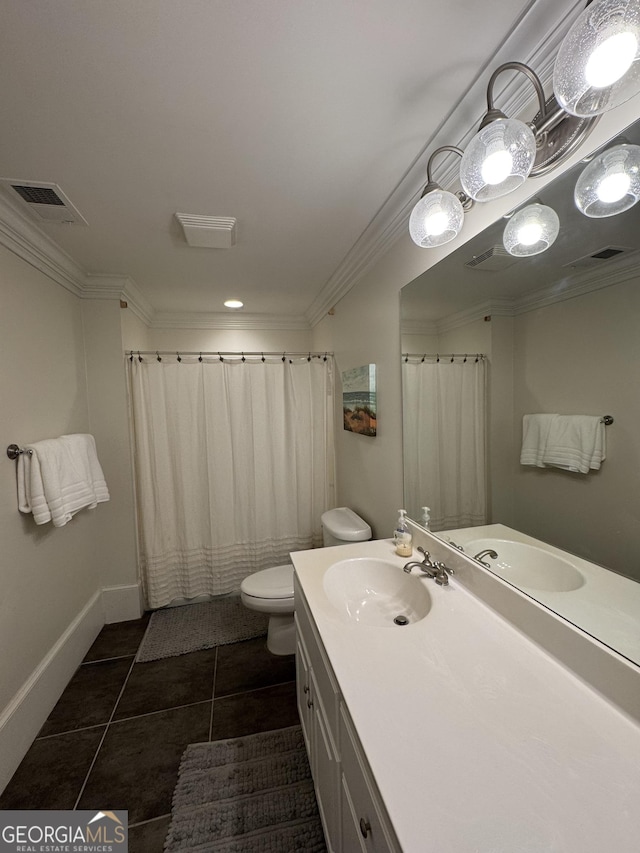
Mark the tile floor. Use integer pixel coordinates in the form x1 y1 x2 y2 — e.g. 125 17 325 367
0 614 299 852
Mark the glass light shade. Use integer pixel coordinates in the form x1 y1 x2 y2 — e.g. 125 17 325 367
224 299 244 308
553 0 640 117
409 189 464 248
503 204 560 256
574 142 640 216
460 118 537 202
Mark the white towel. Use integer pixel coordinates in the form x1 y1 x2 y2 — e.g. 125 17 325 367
520 414 558 467
542 415 605 474
17 434 110 527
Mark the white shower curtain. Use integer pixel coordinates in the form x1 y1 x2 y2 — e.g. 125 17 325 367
402 357 486 531
128 355 335 608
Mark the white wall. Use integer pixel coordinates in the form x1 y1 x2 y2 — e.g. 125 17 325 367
0 246 104 789
145 327 314 353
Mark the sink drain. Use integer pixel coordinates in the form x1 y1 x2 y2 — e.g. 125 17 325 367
393 615 410 626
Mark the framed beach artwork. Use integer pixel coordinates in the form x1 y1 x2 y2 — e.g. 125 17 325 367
342 364 377 436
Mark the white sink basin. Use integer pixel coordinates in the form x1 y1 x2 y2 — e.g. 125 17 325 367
465 538 585 592
322 557 432 627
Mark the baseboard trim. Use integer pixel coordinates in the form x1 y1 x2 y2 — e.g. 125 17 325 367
0 591 104 794
101 582 143 624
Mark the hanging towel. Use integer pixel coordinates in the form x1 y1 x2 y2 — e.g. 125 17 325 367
542 415 606 474
520 414 558 467
17 434 109 527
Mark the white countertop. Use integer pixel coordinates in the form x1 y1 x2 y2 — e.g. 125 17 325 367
292 538 640 853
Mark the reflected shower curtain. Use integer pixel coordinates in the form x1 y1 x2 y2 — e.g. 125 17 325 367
402 357 486 531
128 355 335 608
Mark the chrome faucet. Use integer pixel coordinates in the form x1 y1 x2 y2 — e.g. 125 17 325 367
403 547 454 586
473 548 498 568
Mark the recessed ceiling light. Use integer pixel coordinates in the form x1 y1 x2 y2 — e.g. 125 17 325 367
224 299 243 309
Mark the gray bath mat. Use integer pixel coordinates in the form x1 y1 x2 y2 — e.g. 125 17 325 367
137 595 269 662
165 725 326 852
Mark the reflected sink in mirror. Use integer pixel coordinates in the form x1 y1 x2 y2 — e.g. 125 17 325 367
465 538 585 592
323 557 432 627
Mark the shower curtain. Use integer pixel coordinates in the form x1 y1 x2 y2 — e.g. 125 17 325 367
128 355 335 608
402 356 486 531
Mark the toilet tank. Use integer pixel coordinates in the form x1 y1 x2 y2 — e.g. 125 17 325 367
321 507 372 547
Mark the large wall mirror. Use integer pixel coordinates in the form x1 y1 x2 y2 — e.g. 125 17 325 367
401 116 640 666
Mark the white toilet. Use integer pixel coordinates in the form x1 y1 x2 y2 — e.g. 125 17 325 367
240 507 372 655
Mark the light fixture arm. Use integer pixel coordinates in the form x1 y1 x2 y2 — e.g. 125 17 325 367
422 145 465 194
480 61 548 130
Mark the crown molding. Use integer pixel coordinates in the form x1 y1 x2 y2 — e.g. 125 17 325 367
83 274 155 325
306 0 587 327
0 192 86 297
150 312 311 331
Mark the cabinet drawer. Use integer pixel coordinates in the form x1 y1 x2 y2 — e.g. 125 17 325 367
340 705 401 853
295 577 340 743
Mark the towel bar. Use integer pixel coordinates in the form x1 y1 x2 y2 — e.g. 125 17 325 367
6 444 32 460
601 416 614 425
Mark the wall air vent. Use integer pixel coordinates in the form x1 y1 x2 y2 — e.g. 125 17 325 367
564 245 633 269
0 179 88 225
465 246 518 272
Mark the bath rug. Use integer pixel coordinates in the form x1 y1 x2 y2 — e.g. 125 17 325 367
136 595 269 662
164 725 326 852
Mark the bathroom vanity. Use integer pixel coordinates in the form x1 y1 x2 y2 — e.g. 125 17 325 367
291 534 640 853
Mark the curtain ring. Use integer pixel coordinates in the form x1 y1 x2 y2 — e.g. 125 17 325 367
307 352 311 362
421 354 426 363
323 352 327 361
156 351 162 362
450 355 454 363
219 352 224 362
261 352 265 363
138 351 142 362
463 354 467 363
241 352 246 363
198 352 203 362
129 351 134 362
436 354 440 362
176 352 182 363
282 353 286 362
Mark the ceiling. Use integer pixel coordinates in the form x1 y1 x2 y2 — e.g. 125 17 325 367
1 0 546 325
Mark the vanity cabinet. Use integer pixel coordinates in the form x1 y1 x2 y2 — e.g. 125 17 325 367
295 577 401 853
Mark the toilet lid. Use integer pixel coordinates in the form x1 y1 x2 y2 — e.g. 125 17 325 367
241 564 294 599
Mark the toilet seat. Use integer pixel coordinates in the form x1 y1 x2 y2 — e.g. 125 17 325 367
240 564 294 599
240 564 294 614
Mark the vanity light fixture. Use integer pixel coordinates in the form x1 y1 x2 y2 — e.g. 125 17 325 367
503 203 560 256
410 0 640 248
574 142 640 216
223 299 244 309
460 63 543 202
553 0 640 117
409 146 473 248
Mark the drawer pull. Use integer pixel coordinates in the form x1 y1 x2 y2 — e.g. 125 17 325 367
359 817 371 838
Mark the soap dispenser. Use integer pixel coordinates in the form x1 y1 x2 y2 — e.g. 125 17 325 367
394 509 413 557
421 507 431 530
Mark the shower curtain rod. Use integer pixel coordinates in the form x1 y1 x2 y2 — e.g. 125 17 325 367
402 353 486 361
129 350 334 359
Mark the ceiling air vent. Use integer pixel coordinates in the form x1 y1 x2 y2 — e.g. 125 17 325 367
175 213 237 249
564 245 633 269
0 179 88 225
465 246 518 272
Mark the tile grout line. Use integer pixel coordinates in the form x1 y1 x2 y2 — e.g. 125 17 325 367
208 647 218 742
72 653 139 810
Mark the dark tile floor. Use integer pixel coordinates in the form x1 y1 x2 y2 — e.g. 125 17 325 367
0 614 299 852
